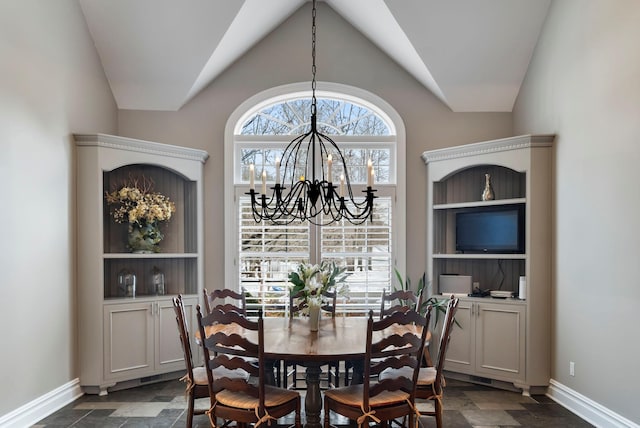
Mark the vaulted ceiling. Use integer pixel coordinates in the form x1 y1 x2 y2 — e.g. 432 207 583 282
78 0 551 112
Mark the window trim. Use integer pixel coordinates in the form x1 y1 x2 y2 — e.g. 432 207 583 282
224 81 406 293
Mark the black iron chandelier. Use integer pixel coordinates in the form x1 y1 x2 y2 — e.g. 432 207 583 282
246 0 376 226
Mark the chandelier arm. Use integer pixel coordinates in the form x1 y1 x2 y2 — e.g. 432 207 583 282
315 130 361 199
281 132 311 184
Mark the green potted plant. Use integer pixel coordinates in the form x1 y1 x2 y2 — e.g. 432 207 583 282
393 268 460 328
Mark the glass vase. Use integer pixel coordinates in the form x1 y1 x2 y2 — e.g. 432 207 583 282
117 269 137 298
151 266 166 295
308 304 321 332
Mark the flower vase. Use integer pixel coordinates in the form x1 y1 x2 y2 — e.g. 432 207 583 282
308 304 321 332
128 222 163 253
481 173 495 201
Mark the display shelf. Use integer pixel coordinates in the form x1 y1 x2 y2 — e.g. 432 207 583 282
104 257 198 298
423 134 554 393
433 253 526 260
104 253 199 259
432 164 525 206
103 163 198 254
433 197 526 210
75 133 208 394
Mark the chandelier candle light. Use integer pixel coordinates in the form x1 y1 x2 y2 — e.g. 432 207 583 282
246 0 376 225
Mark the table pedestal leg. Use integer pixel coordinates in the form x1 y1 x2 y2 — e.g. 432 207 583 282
349 358 364 385
304 365 322 428
264 359 277 386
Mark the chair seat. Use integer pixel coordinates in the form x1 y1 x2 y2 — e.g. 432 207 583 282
216 384 300 409
192 366 209 386
324 384 409 407
379 366 437 386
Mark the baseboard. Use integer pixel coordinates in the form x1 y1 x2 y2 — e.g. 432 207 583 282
547 379 639 428
0 378 83 428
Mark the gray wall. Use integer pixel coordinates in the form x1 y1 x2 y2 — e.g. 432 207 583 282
0 0 117 416
117 2 512 291
513 0 640 423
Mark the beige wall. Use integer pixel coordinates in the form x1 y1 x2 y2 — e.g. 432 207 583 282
117 2 512 291
513 0 640 423
0 0 116 416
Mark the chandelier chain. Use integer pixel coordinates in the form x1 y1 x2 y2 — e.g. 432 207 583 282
311 0 317 115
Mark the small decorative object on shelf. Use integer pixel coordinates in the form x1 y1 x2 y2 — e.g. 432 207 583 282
117 269 137 298
151 266 165 295
482 173 495 201
288 261 348 331
105 176 176 253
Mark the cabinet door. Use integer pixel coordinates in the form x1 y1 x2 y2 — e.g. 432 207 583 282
475 302 525 382
442 301 473 374
156 297 200 370
104 302 154 380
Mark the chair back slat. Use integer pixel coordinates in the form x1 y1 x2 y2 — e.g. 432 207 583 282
380 289 419 319
210 353 257 374
290 288 337 318
371 332 424 356
321 289 337 318
207 332 260 358
289 290 308 318
203 287 247 315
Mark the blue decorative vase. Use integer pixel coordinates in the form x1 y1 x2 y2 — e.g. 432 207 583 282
128 222 163 253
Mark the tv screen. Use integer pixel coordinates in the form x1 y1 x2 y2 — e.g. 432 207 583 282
455 205 525 253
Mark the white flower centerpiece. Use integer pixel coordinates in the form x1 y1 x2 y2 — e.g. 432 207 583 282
105 176 176 253
288 261 348 330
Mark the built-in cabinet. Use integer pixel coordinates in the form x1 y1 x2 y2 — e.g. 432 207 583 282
422 134 553 394
102 296 199 382
75 134 208 394
444 299 526 382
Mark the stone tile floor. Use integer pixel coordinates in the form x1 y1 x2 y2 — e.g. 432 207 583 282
33 378 594 427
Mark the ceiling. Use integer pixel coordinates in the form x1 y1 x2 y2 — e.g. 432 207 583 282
78 0 551 112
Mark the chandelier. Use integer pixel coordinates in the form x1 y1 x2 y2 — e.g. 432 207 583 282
246 0 376 226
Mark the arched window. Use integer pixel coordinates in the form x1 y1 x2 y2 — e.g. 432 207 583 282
225 82 405 315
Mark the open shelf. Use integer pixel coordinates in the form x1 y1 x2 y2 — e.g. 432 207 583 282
433 197 526 210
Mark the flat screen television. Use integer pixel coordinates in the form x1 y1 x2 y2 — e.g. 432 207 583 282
455 204 525 253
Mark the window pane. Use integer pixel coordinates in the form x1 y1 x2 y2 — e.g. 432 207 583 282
241 98 391 136
238 196 310 316
322 197 392 315
239 145 391 185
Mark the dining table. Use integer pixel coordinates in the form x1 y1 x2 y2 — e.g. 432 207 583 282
200 314 428 428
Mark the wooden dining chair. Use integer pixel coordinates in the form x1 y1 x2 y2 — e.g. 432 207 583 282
284 289 340 389
196 306 302 428
339 288 423 388
324 308 431 428
202 287 246 315
380 296 459 428
172 295 210 428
